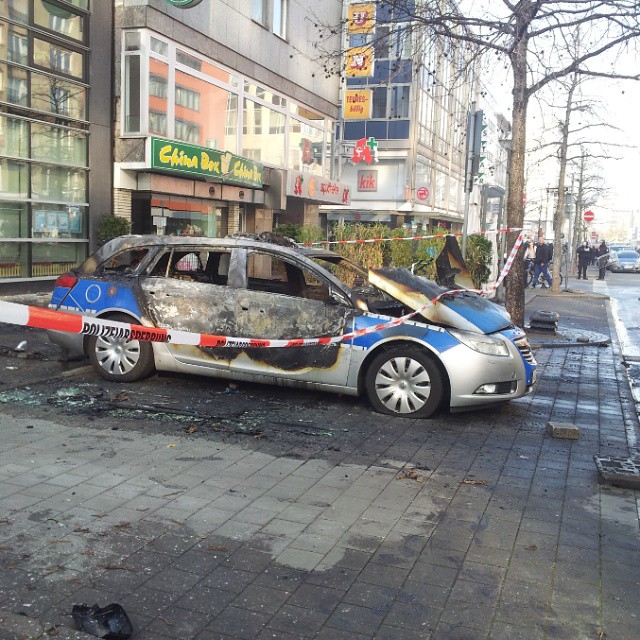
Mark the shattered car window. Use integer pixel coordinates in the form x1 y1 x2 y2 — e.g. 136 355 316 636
247 252 331 301
96 248 149 275
149 249 231 285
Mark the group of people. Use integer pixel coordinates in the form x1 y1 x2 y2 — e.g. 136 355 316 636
576 239 608 280
523 236 609 287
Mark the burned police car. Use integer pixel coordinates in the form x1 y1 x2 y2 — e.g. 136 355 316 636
48 234 536 418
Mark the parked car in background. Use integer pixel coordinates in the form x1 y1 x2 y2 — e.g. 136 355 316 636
47 235 536 419
606 251 618 271
607 250 640 273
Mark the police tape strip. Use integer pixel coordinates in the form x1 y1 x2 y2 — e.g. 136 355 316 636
0 299 435 349
0 234 525 348
299 227 525 247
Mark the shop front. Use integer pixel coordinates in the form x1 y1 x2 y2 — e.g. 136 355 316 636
117 136 266 238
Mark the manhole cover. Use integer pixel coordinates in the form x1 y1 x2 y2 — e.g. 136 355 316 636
594 456 640 489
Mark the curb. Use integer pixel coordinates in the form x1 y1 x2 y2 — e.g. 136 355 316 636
0 611 95 640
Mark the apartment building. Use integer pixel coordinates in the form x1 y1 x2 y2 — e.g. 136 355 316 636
114 0 349 239
0 0 112 291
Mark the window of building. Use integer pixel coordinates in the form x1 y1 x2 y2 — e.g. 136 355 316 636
5 22 29 65
150 36 168 57
372 87 387 118
149 111 167 136
2 64 29 106
34 38 84 79
176 49 202 72
176 85 200 111
252 0 267 24
6 0 29 24
390 86 410 118
175 118 200 144
149 74 168 99
31 122 87 167
273 0 288 39
124 55 141 132
34 0 84 43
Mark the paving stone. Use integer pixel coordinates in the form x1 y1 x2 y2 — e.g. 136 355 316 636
267 604 329 638
207 605 270 640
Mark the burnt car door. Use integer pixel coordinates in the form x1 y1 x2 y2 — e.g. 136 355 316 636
139 246 242 370
231 248 356 386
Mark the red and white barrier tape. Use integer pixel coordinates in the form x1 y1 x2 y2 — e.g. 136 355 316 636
300 227 524 247
0 300 434 349
0 234 525 347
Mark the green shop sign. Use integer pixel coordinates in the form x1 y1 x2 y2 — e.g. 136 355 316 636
163 0 203 7
150 138 264 188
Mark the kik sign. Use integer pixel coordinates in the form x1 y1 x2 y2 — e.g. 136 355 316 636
150 137 264 188
163 0 203 7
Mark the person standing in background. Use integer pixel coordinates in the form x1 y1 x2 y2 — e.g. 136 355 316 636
576 241 591 279
531 236 553 288
596 240 609 280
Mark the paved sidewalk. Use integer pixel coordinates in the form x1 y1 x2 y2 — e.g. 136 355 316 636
0 292 639 640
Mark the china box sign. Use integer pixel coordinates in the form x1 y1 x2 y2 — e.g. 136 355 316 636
288 171 351 206
344 90 372 119
151 137 264 188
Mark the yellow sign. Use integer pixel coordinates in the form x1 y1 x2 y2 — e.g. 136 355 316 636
344 90 372 119
346 46 374 77
348 3 376 33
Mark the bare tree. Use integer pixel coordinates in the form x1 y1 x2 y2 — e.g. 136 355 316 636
318 1 640 325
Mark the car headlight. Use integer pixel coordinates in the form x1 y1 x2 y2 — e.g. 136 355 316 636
448 329 511 357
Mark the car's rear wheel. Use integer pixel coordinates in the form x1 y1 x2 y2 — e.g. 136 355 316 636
88 313 155 382
365 347 444 418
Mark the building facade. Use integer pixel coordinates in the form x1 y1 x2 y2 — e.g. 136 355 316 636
113 0 349 241
326 1 478 233
0 0 112 291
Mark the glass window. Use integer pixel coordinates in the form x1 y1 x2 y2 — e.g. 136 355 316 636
149 111 167 136
0 242 28 278
32 241 86 277
175 118 200 144
252 0 267 24
176 85 200 111
372 87 387 118
34 38 84 79
149 73 168 100
151 197 223 238
150 36 168 57
2 21 29 64
176 49 202 72
0 159 29 198
31 164 86 202
374 26 390 59
32 123 87 166
97 248 149 275
31 71 86 120
273 0 288 38
32 203 86 238
0 201 29 238
0 115 29 158
390 86 410 118
289 119 324 175
35 0 84 42
0 63 28 107
6 0 29 24
245 82 286 108
148 58 168 134
242 99 285 165
174 70 238 152
124 55 141 132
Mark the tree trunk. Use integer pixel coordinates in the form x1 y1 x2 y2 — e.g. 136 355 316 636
504 41 529 327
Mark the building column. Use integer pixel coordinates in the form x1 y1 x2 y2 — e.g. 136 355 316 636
113 189 132 221
228 202 241 234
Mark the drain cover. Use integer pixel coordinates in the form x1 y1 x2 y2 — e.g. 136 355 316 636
594 456 640 489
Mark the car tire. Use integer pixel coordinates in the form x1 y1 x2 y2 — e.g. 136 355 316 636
365 347 444 418
87 313 155 383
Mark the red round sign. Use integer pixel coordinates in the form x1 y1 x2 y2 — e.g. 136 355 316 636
416 186 430 201
583 210 595 222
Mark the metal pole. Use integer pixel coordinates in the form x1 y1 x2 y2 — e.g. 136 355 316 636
462 102 476 255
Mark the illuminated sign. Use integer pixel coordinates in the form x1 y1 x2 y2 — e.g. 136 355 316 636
150 137 264 188
344 90 372 119
351 137 378 165
163 0 203 7
357 170 377 192
348 4 376 33
288 172 351 205
346 46 374 77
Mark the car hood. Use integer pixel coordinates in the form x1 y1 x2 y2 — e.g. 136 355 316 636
368 268 512 334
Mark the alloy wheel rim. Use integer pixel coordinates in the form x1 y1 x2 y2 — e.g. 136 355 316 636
374 356 431 414
95 335 141 375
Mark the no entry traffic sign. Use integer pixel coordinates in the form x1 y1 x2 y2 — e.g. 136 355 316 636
583 210 595 222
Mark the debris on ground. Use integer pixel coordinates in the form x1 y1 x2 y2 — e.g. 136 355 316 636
71 603 133 639
396 468 424 483
459 479 490 486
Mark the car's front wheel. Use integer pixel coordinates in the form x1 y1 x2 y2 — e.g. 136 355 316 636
87 313 155 382
365 347 444 418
